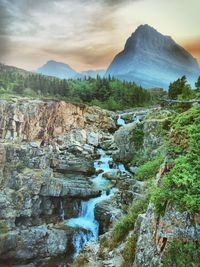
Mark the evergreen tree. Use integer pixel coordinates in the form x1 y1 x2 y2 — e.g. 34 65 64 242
195 76 200 92
168 76 187 99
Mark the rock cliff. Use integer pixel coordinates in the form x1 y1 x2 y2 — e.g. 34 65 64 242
0 98 116 266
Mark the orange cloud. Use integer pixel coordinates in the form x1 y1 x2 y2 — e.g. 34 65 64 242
182 40 200 65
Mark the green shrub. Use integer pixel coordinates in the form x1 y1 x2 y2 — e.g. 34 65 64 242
0 222 8 235
135 154 164 181
122 234 138 267
151 106 200 215
130 123 144 150
131 150 148 166
162 240 200 267
110 196 149 248
16 162 26 172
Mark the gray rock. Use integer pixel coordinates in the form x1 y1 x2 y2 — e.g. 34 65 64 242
113 122 136 162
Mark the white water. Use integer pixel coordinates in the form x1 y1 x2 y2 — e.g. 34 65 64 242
66 189 116 255
117 113 142 126
64 148 126 256
64 115 137 257
60 200 65 221
117 115 125 126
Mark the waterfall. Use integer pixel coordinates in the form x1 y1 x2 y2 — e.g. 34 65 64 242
117 115 125 126
60 199 65 221
117 112 141 126
72 231 93 256
66 191 115 238
65 146 127 257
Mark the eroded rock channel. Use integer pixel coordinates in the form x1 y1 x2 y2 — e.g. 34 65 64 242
0 99 149 267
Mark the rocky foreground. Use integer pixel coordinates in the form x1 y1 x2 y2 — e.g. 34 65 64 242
0 99 199 267
0 99 116 266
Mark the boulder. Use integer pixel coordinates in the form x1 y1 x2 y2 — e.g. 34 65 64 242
94 199 122 234
0 225 67 262
113 122 136 162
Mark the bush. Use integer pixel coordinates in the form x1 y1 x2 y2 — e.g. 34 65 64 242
151 106 200 215
130 123 144 150
122 234 138 267
110 196 149 248
135 154 164 181
162 240 200 267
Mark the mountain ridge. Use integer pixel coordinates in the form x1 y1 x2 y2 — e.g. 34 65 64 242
106 24 200 88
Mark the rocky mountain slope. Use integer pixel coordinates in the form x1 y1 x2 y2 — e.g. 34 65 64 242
106 24 200 89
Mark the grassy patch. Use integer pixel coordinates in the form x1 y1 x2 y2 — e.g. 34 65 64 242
122 234 138 267
109 196 149 249
151 106 200 215
135 154 164 181
0 221 8 235
162 240 200 267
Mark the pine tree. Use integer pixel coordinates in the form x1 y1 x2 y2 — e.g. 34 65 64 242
195 76 200 92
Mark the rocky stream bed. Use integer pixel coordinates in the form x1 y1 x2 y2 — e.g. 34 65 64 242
0 99 150 267
1 100 199 267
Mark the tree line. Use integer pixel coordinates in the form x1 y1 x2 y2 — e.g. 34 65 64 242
0 69 163 110
168 75 200 100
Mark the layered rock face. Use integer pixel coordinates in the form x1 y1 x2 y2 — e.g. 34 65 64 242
134 203 200 267
0 99 116 266
106 24 200 89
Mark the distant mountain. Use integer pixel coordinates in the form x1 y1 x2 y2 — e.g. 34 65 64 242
35 60 78 79
81 69 106 78
106 24 200 89
0 63 32 76
35 60 106 80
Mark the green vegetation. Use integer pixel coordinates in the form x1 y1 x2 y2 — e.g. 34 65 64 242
151 106 200 215
168 75 194 100
122 234 138 267
0 222 8 235
135 154 164 181
162 240 200 267
130 123 144 150
109 196 149 248
195 76 200 93
0 64 164 110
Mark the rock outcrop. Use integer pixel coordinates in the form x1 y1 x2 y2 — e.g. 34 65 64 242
0 98 116 265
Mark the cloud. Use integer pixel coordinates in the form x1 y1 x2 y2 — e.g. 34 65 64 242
182 40 200 65
0 0 124 69
0 0 200 70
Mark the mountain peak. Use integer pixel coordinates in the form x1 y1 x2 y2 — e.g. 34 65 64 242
135 24 156 32
106 25 200 89
46 60 71 68
124 24 173 52
36 60 77 79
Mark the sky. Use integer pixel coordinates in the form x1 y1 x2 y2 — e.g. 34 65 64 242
0 0 200 71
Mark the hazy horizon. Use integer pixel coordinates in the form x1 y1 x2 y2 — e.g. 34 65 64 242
0 0 200 72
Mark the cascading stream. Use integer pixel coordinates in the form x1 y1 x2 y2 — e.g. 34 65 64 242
64 113 140 257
